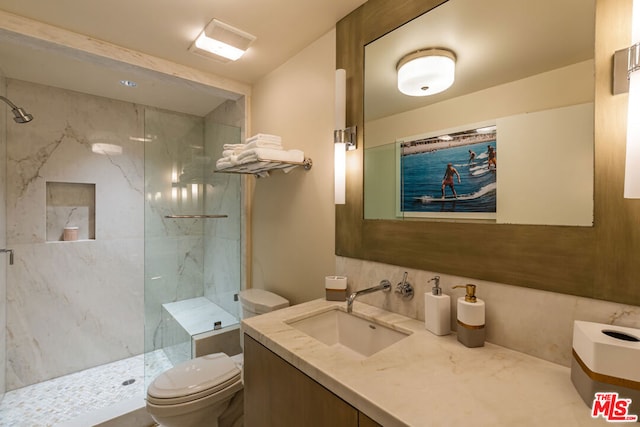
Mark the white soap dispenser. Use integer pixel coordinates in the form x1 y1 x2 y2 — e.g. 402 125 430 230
425 276 451 336
452 284 485 347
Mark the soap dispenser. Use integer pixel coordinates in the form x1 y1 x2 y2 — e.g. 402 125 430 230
425 276 451 336
452 284 485 347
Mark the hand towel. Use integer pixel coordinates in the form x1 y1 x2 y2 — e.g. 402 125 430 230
216 158 233 170
237 148 304 164
245 139 283 150
246 133 282 144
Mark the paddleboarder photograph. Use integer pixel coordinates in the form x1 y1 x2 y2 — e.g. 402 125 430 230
400 125 497 216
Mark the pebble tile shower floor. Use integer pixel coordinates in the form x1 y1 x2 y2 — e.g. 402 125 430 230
0 350 172 426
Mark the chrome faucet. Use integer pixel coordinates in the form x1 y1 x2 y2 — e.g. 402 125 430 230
395 271 414 299
346 280 391 313
0 249 13 265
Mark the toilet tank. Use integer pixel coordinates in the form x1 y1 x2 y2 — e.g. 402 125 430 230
239 289 289 319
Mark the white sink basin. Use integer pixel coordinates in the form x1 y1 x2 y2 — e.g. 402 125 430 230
286 308 411 357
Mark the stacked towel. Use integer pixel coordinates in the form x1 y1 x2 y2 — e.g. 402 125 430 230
215 134 304 171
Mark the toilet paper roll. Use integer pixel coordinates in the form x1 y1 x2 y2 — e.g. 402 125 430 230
325 276 347 290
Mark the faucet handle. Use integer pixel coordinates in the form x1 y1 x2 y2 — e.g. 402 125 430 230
395 272 414 300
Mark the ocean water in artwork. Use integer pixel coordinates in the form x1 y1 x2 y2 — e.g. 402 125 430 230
402 140 496 213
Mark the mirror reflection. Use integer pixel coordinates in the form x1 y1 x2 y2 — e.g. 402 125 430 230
364 0 595 226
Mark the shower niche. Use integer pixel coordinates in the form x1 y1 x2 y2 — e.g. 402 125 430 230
45 181 96 241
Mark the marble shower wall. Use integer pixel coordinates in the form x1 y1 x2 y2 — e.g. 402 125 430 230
1 71 7 398
337 256 640 368
5 79 145 390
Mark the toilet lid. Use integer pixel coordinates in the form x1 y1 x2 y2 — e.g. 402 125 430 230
147 353 241 402
239 289 289 314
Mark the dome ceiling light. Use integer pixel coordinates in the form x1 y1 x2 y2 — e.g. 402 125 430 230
396 48 456 97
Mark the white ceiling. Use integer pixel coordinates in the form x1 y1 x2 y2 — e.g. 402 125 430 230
0 0 366 116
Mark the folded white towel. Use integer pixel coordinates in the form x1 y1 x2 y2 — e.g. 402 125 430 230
223 143 246 151
245 140 283 150
236 148 304 164
216 158 233 170
223 149 245 157
246 133 281 144
236 153 258 165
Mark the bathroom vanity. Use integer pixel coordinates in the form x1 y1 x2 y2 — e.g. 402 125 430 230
244 335 381 426
242 299 608 426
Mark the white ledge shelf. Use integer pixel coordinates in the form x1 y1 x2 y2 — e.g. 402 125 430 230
215 158 313 177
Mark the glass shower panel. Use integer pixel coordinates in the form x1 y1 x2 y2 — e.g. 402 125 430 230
143 107 242 387
203 122 242 320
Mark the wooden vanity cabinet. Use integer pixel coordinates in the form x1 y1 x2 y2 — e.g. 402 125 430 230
244 335 382 427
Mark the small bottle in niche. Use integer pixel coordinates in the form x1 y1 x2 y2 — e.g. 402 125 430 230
452 284 485 347
425 275 451 335
63 226 79 241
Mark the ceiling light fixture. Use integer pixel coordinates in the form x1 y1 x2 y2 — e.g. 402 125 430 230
396 48 456 97
189 19 256 62
476 125 497 134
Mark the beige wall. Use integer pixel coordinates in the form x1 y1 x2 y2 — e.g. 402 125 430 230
250 30 337 304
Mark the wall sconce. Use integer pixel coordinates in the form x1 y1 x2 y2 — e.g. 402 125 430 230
334 69 356 205
396 48 456 97
189 19 256 62
614 0 640 198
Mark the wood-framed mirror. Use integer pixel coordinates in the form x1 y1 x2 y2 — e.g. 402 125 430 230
336 0 640 306
363 0 594 226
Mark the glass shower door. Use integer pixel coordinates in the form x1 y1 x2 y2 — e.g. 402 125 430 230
143 107 243 388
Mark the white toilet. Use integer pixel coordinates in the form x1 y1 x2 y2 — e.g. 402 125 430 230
146 289 289 427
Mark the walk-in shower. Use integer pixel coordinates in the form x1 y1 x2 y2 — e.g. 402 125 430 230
0 30 245 426
0 95 33 123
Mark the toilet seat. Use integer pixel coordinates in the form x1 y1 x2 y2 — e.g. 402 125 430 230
147 353 241 406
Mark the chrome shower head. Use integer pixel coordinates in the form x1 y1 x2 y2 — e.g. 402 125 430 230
0 95 34 123
11 107 33 123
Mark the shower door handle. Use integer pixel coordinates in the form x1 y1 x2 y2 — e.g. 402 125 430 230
0 249 14 265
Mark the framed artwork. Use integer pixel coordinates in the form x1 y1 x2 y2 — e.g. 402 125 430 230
398 124 497 220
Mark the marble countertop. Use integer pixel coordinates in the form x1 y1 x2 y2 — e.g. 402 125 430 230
242 299 609 427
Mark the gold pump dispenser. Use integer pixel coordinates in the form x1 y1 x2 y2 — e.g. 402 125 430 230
452 284 485 347
453 284 477 303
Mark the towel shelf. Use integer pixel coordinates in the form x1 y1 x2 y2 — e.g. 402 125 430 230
215 157 313 177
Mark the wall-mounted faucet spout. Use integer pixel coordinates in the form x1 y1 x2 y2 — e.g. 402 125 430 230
0 96 33 123
1 249 14 265
346 280 391 313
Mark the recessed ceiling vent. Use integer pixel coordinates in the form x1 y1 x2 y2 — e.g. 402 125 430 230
189 19 256 63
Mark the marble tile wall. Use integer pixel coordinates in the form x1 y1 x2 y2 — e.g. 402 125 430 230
1 71 7 398
337 256 640 367
5 79 145 390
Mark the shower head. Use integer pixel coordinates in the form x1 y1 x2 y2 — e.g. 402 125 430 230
0 95 33 123
11 107 33 123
